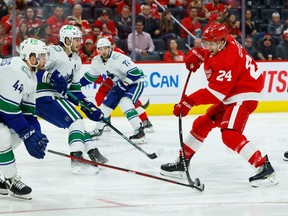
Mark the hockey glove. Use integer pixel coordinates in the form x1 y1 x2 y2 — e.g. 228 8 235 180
185 47 205 72
19 126 48 159
95 78 114 106
50 70 68 95
173 95 194 117
103 80 128 109
81 99 104 122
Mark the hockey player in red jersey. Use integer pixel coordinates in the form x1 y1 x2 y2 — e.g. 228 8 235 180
160 22 278 187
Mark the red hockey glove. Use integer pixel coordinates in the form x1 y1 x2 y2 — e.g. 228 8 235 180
185 47 205 72
94 75 104 84
95 78 114 106
173 95 194 117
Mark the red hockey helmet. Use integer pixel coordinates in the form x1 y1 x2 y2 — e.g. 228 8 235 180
202 22 228 42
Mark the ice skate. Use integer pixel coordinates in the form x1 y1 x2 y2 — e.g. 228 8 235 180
160 157 191 179
88 128 103 139
129 126 146 144
0 178 8 196
283 151 288 161
143 119 155 133
4 176 32 200
88 148 109 164
249 155 278 187
70 151 99 174
102 116 111 132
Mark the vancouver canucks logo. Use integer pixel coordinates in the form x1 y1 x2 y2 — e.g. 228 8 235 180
30 38 38 45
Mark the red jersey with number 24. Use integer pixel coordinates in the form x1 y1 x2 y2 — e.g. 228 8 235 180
201 35 264 105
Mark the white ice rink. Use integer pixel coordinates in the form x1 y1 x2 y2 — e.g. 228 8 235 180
1 113 288 216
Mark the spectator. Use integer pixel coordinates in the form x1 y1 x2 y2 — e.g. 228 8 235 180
136 5 160 38
186 0 206 23
1 4 21 35
275 30 288 60
157 0 184 19
81 0 103 8
245 35 264 60
20 7 42 38
0 23 11 57
38 24 58 45
79 37 98 64
0 0 8 20
181 7 202 45
46 6 70 39
283 18 288 31
102 0 121 10
193 37 202 48
163 39 185 62
127 20 156 59
258 34 277 60
141 0 160 20
58 0 75 6
16 21 30 53
243 9 264 42
159 10 176 43
114 5 132 39
89 26 102 46
27 0 40 7
204 0 228 23
224 13 241 43
67 4 92 36
16 0 28 13
94 9 118 39
267 12 284 45
117 0 141 16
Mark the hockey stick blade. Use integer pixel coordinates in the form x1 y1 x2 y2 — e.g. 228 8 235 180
67 91 158 160
102 119 159 159
137 99 150 109
47 148 204 191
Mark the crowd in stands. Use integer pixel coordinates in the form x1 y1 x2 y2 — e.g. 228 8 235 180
0 0 288 61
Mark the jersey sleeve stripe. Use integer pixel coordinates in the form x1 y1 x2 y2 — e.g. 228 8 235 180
206 86 226 101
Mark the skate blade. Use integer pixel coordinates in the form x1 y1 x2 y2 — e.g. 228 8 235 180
97 157 109 164
103 127 111 132
9 191 32 200
251 173 279 187
159 170 186 179
283 157 288 161
130 137 146 144
91 136 100 141
0 188 8 196
144 127 155 133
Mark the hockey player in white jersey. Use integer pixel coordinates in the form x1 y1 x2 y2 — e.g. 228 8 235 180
36 25 108 174
0 38 48 200
80 38 146 143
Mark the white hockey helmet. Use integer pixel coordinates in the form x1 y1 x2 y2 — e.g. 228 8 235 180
97 37 111 50
59 25 82 44
19 38 47 67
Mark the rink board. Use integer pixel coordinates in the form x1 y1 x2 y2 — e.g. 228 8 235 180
80 61 288 116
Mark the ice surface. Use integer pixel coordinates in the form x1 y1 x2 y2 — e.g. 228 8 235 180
1 113 288 216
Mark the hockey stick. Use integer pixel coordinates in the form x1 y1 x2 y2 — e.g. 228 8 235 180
178 69 202 187
101 81 149 109
46 148 204 191
137 99 150 109
67 91 159 159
